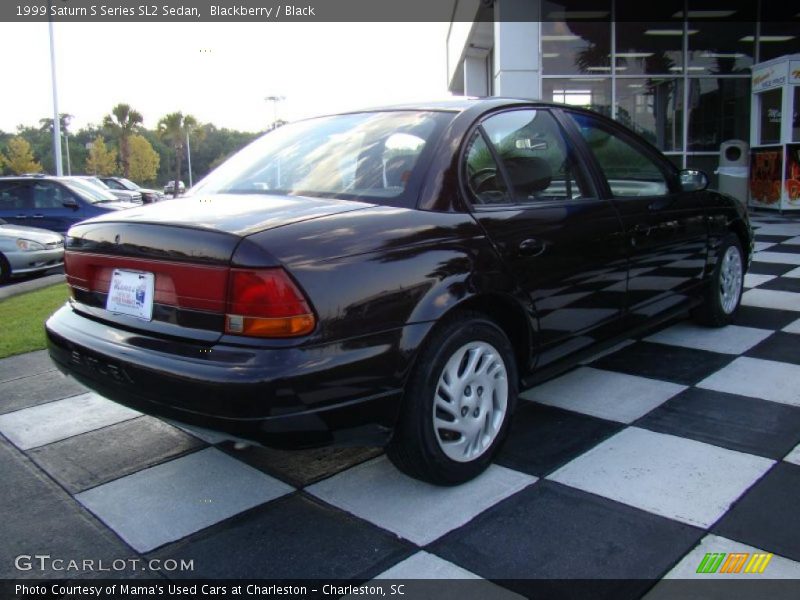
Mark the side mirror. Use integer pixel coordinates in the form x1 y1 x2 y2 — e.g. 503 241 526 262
680 169 708 192
62 198 79 210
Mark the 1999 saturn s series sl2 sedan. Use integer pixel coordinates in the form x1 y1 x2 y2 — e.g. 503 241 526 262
46 99 751 485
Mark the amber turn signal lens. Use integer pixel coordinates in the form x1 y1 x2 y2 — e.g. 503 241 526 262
225 314 315 337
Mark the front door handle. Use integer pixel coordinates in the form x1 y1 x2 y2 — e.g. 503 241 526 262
518 238 547 257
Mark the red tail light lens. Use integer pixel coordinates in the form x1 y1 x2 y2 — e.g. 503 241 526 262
225 268 315 337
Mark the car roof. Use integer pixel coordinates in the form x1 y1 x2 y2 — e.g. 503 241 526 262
317 97 572 117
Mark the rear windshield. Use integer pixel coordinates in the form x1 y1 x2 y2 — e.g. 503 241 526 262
191 111 453 204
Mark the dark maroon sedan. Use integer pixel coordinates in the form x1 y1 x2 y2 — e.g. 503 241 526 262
46 99 751 484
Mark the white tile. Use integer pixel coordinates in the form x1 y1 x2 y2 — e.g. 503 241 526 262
521 367 685 423
367 553 525 600
752 225 800 237
783 442 800 466
742 289 800 312
744 273 776 288
76 448 292 552
753 241 776 252
376 552 482 579
645 323 772 354
783 266 800 278
307 456 535 546
782 318 800 334
549 428 774 528
698 357 800 407
169 421 237 445
662 534 800 579
781 236 800 246
0 393 139 450
751 251 800 265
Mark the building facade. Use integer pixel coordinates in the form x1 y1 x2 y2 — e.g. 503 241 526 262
447 0 800 185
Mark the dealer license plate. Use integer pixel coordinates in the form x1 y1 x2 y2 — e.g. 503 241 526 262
106 269 155 321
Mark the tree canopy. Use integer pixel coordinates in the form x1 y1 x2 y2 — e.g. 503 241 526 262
1 137 43 174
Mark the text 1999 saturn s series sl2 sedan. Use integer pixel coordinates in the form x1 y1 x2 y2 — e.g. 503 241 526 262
46 99 751 485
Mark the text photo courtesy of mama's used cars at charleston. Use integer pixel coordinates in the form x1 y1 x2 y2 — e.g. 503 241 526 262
46 98 751 485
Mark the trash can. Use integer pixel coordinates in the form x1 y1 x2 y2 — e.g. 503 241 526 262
715 140 749 208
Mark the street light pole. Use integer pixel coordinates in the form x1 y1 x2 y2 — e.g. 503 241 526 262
48 2 63 176
265 95 285 130
63 132 71 176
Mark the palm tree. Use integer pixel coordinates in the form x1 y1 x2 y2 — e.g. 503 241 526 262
158 112 198 197
103 103 143 178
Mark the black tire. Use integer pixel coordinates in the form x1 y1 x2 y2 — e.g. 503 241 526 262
0 253 10 284
692 233 744 327
387 311 518 485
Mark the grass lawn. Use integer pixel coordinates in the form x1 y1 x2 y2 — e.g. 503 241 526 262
0 283 69 359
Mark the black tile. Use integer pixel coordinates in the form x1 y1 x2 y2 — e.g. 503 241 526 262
218 443 383 488
149 494 412 579
765 245 800 255
0 350 54 384
745 331 800 366
0 438 135 578
28 417 206 494
429 481 703 599
733 306 798 330
496 403 623 477
755 235 793 243
713 463 800 562
758 277 800 293
748 262 797 276
636 388 800 459
592 341 733 385
0 370 86 414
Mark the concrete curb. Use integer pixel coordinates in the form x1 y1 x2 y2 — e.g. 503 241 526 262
0 273 66 301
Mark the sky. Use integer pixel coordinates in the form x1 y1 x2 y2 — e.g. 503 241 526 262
0 21 453 133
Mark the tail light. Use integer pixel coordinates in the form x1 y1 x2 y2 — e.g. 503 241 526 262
225 268 316 338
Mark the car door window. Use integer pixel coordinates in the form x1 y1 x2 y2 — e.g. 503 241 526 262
32 182 65 209
479 109 590 204
464 130 511 204
0 181 32 210
568 112 670 198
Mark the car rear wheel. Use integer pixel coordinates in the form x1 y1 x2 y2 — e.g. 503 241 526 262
693 233 744 327
387 312 517 485
0 253 10 284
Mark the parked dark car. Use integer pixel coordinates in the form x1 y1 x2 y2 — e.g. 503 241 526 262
0 175 140 235
46 99 751 485
100 176 165 204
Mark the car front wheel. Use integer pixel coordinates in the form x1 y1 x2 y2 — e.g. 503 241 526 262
387 312 517 485
693 233 744 327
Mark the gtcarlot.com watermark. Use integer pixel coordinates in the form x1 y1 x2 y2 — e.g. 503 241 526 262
14 554 194 573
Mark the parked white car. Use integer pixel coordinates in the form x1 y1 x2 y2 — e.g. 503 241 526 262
0 218 64 283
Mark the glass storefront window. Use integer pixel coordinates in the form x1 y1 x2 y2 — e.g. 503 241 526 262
614 0 685 76
758 4 800 63
759 88 783 146
541 1 611 76
615 78 682 151
543 78 612 116
686 1 756 74
687 78 750 151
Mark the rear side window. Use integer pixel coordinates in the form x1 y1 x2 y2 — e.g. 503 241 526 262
568 112 670 198
0 181 32 210
475 109 590 204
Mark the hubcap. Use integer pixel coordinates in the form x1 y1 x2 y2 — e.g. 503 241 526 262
719 245 743 315
433 341 509 463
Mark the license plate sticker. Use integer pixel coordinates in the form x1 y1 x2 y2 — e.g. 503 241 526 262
106 269 155 321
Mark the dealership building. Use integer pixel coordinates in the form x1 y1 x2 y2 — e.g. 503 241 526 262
447 0 800 194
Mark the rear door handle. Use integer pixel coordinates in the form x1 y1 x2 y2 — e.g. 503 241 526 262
518 238 547 257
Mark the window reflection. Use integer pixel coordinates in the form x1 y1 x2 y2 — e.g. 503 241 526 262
543 78 612 116
616 78 682 151
541 1 611 75
688 78 750 151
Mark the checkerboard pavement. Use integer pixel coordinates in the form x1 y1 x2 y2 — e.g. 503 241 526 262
2 210 800 598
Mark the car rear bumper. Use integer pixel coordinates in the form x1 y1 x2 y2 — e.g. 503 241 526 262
45 304 427 448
